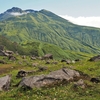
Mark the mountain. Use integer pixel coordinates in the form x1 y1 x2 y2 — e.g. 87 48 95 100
0 7 100 58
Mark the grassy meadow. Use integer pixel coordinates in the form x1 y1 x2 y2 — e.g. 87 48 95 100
0 55 100 100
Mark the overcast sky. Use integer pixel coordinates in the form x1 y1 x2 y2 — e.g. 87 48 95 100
0 0 100 28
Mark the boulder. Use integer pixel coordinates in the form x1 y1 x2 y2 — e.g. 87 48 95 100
0 75 11 91
8 55 16 61
22 55 26 59
0 50 6 56
16 70 28 78
61 59 66 62
5 50 14 55
89 55 100 61
32 63 39 67
45 60 51 64
75 59 80 62
61 59 71 64
42 54 53 60
72 60 75 64
90 77 100 83
16 70 35 78
74 79 85 89
18 68 80 89
66 60 71 64
37 57 42 60
0 45 4 51
38 66 48 72
31 57 36 60
0 50 14 56
0 60 7 64
52 61 58 64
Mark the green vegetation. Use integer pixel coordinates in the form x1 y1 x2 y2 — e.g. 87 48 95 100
0 8 100 99
0 35 27 55
0 9 100 56
0 55 100 100
0 35 93 59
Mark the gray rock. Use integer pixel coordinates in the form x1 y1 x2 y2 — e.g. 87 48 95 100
16 70 28 78
0 50 6 56
66 60 71 64
52 61 58 64
38 66 48 72
0 50 14 56
5 50 14 55
0 45 4 51
74 79 85 89
89 55 100 61
45 60 51 64
0 60 6 64
31 57 36 60
18 68 80 89
0 75 11 91
90 77 100 83
16 70 35 78
42 54 53 60
32 63 38 67
8 55 16 61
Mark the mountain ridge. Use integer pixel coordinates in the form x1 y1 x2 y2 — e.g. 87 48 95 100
0 7 100 58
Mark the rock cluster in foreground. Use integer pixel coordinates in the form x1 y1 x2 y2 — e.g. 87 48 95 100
18 68 80 89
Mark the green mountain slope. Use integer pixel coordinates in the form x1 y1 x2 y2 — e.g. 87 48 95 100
0 7 100 56
0 35 92 59
22 40 93 59
0 35 27 54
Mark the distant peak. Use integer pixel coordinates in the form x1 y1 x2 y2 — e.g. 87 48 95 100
4 7 38 16
6 7 23 13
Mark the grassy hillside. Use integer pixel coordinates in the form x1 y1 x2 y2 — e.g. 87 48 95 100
0 35 27 55
0 55 100 100
0 35 92 59
0 35 68 58
0 9 100 55
22 40 94 59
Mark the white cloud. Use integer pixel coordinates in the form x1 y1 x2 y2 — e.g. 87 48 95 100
10 12 27 16
60 15 100 28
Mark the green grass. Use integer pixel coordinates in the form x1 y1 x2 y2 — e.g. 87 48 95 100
0 55 100 100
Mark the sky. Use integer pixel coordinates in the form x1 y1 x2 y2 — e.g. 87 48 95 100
0 0 100 28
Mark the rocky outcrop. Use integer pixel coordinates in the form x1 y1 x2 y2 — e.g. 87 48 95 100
0 75 11 91
18 68 80 89
42 54 53 60
0 45 4 51
89 55 100 61
8 55 16 61
0 50 14 56
90 77 100 83
0 50 6 56
31 56 36 60
0 45 13 57
38 66 48 72
74 79 85 89
16 70 28 78
0 60 7 64
16 70 35 78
